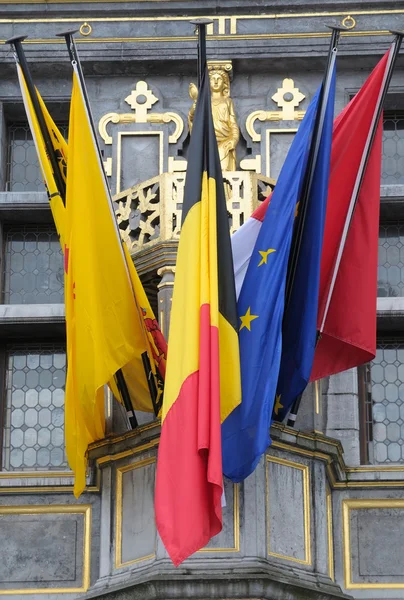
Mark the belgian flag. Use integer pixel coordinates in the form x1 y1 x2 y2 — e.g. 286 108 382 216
155 67 241 566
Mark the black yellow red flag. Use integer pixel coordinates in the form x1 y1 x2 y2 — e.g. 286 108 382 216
155 67 241 565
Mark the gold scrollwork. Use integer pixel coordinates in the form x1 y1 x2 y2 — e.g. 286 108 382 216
246 78 305 143
113 172 274 253
79 22 92 36
99 111 183 146
342 15 356 29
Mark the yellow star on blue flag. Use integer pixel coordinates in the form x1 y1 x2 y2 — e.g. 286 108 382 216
274 394 283 416
239 307 259 331
258 248 276 266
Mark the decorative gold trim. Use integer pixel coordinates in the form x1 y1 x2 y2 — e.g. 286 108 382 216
99 108 183 146
96 437 159 465
326 485 334 581
0 470 73 478
90 419 160 452
0 504 91 594
343 498 404 589
79 22 92 36
115 457 156 568
266 128 298 178
116 131 163 194
342 15 357 29
198 483 240 553
0 8 403 18
266 455 311 565
315 380 320 415
0 29 394 46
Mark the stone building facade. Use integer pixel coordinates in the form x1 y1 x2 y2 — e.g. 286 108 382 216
0 1 404 598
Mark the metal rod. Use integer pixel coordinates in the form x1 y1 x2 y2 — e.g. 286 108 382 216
281 26 343 429
141 351 161 416
115 369 138 429
319 30 404 334
57 30 160 429
5 35 66 202
287 30 404 429
190 19 212 88
283 26 342 309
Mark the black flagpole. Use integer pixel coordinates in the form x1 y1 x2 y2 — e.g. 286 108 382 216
287 29 404 429
284 25 343 310
5 35 66 202
280 26 343 428
56 29 140 428
190 18 213 87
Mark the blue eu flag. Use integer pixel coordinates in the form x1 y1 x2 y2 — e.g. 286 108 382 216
222 84 325 483
274 66 336 422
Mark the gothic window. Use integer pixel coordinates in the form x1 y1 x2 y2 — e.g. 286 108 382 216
359 342 404 465
2 225 64 304
2 344 67 471
5 106 68 192
378 222 404 298
382 112 404 185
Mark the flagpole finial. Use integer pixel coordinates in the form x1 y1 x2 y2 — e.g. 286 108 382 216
189 18 214 26
325 24 348 31
55 29 79 37
4 35 27 45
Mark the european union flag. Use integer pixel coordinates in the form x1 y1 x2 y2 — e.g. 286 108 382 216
274 66 336 422
222 85 323 483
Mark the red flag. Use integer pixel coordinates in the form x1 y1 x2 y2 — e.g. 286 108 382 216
310 49 390 380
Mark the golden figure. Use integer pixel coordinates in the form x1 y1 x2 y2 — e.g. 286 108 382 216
188 68 239 171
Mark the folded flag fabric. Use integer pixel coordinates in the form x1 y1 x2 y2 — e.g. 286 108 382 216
311 49 390 380
274 63 336 422
155 67 241 565
222 86 322 483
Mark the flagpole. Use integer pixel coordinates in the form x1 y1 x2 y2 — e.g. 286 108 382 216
280 26 342 428
287 30 404 429
284 25 343 310
190 18 212 87
56 29 143 427
5 35 66 202
319 30 404 335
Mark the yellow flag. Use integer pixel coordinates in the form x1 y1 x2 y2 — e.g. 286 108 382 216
16 63 66 248
65 68 162 496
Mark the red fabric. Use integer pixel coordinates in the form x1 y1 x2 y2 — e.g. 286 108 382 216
155 303 222 566
310 51 389 380
252 193 271 222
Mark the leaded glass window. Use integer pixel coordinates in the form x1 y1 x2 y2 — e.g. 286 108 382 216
368 342 404 464
382 113 404 185
2 345 67 471
378 223 404 297
6 121 68 192
3 225 64 304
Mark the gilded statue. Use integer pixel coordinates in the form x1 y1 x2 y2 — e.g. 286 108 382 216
188 67 239 171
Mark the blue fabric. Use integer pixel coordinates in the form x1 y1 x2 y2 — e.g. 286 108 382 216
275 65 336 422
221 84 324 483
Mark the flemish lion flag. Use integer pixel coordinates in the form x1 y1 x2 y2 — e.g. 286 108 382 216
16 63 67 247
65 67 166 496
155 67 241 566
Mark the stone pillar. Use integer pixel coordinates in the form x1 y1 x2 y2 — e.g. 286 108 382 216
324 369 360 466
295 380 327 435
157 265 175 339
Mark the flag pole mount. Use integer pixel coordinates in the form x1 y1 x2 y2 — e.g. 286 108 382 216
190 19 213 87
4 35 67 202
